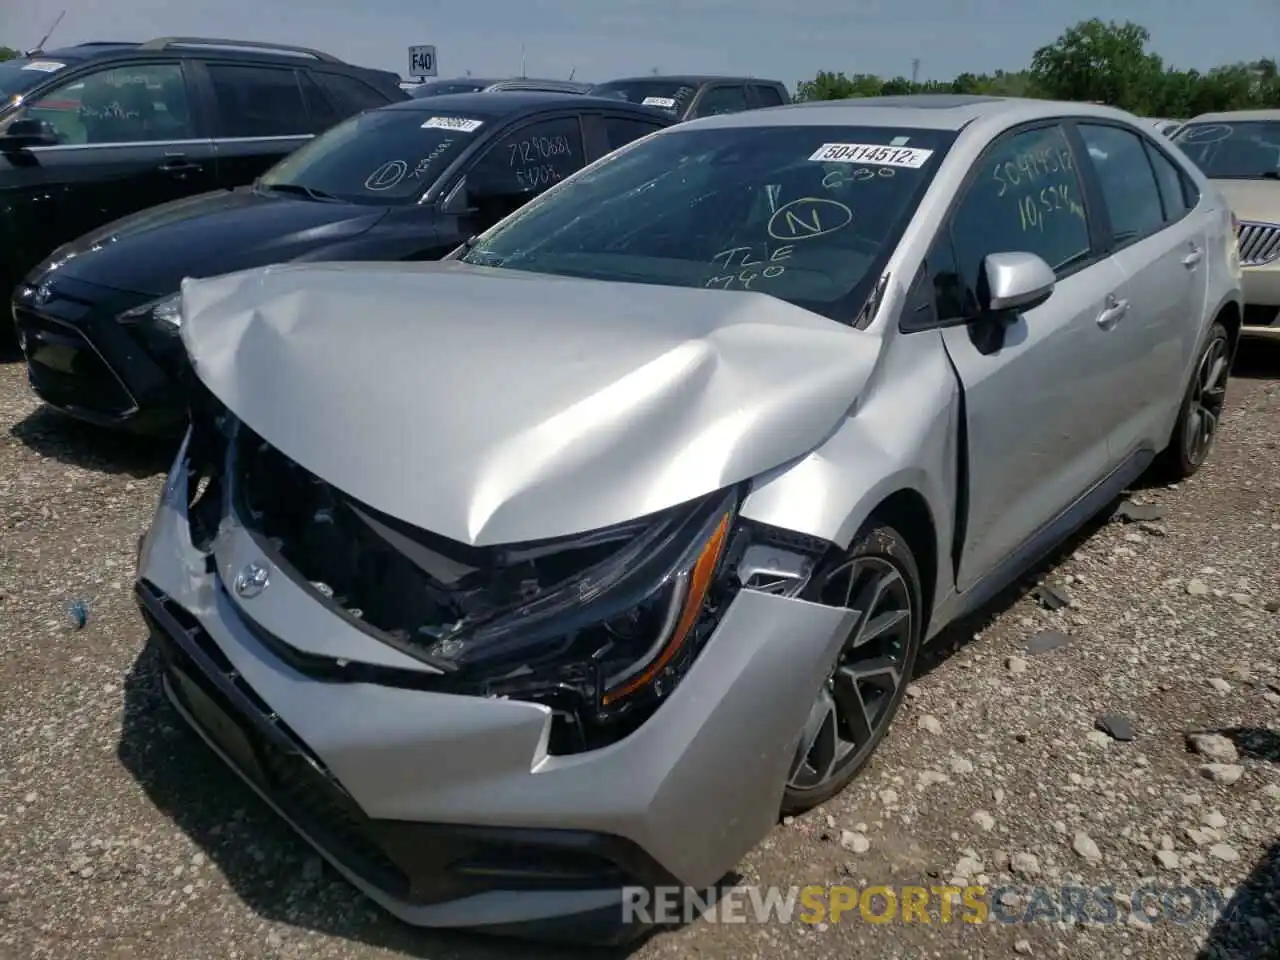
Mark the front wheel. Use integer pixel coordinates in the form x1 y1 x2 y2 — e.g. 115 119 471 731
1154 321 1231 481
781 522 923 815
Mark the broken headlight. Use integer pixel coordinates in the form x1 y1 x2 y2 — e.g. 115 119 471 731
430 489 738 747
117 292 182 333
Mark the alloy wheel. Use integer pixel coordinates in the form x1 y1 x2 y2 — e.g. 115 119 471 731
787 556 913 792
1184 334 1229 467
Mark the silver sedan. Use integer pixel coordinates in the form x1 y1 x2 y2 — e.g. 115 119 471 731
137 94 1243 941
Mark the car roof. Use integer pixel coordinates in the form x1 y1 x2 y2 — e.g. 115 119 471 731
674 95 1147 132
24 43 131 63
596 75 784 86
383 90 671 117
1183 109 1280 123
486 78 592 92
411 77 501 87
28 39 361 70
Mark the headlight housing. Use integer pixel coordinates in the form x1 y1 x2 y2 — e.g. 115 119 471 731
118 292 182 332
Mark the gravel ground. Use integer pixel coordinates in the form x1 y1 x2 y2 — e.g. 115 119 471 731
1 342 1277 960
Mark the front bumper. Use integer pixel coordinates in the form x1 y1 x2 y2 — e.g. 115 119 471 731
12 278 188 435
135 445 855 936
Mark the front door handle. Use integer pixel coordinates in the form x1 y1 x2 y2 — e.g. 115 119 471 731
1182 245 1204 268
1096 295 1130 330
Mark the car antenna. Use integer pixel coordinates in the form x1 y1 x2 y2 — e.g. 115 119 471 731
27 9 66 56
568 65 576 81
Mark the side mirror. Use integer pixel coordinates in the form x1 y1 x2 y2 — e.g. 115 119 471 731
982 251 1055 314
0 117 59 150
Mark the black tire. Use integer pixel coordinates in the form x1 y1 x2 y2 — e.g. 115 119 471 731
1154 321 1231 481
781 521 923 815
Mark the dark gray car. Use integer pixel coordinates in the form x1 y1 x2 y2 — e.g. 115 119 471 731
588 75 789 120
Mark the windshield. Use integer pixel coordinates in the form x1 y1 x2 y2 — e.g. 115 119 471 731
587 80 698 114
0 57 73 103
461 125 954 323
259 109 484 204
1175 121 1280 179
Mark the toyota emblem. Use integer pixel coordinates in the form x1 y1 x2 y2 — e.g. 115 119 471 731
233 561 270 599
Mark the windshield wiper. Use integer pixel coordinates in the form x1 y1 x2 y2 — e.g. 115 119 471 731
255 182 343 203
1262 171 1280 180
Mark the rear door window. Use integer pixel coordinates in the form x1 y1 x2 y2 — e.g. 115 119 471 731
207 63 312 137
602 116 665 152
1077 123 1166 248
693 84 749 118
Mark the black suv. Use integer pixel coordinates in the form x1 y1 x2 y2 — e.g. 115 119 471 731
587 75 789 121
0 37 405 325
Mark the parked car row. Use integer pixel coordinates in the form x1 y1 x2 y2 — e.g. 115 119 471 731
0 37 407 312
400 74 793 123
404 76 594 96
11 87 677 432
132 93 1244 943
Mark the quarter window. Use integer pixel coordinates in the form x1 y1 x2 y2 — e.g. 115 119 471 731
467 116 585 198
207 63 311 138
20 63 192 144
943 124 1091 320
1144 142 1194 223
1077 123 1165 246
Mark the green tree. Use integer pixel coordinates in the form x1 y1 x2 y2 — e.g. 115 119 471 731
794 70 884 101
1029 19 1165 112
794 18 1280 115
0 46 19 63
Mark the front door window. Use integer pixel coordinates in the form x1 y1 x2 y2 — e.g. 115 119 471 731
19 63 192 144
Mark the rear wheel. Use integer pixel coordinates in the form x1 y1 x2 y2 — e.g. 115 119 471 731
781 522 923 815
1155 321 1230 481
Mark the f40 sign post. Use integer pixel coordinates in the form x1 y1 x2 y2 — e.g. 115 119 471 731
409 44 438 79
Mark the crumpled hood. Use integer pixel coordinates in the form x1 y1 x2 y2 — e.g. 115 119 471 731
180 261 880 546
45 189 387 296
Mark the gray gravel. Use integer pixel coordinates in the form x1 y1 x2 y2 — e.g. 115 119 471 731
1 344 1278 960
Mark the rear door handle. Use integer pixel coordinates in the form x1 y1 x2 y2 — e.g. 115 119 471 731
159 154 201 174
1096 295 1130 330
1182 245 1203 268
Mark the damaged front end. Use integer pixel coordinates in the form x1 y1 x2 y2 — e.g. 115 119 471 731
181 383 835 755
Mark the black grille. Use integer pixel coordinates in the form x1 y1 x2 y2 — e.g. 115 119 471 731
15 307 136 416
231 423 629 658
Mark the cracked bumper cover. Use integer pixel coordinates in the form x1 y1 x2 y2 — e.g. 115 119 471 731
135 449 856 932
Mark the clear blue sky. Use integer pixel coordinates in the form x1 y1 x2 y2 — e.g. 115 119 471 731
1 0 1275 88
